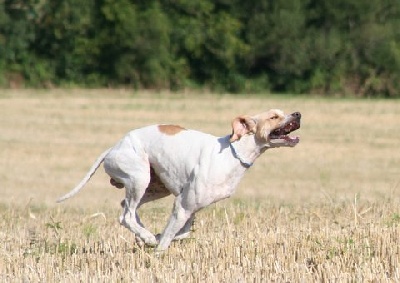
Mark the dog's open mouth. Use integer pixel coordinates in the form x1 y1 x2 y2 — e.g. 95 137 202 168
269 115 301 146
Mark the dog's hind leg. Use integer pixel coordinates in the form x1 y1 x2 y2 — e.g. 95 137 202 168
119 196 158 247
105 137 157 247
118 165 159 246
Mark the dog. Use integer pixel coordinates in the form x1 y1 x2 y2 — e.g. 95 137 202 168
57 109 301 251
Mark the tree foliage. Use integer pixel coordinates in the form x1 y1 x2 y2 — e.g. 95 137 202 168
0 0 399 96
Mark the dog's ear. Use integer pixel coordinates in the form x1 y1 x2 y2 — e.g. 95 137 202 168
230 115 257 142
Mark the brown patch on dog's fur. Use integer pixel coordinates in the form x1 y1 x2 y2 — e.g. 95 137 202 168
158 124 186 135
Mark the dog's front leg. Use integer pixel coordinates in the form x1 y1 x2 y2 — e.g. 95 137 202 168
155 214 195 242
174 214 195 240
156 194 194 251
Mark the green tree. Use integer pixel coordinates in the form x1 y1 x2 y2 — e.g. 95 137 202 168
1 0 400 96
34 0 99 85
168 0 248 92
243 0 310 93
1 0 39 86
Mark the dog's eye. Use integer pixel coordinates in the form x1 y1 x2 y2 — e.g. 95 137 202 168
271 115 279 120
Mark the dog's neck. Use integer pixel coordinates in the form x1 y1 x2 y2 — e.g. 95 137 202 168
227 134 265 168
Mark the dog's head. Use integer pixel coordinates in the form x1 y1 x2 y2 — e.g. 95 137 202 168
230 109 301 148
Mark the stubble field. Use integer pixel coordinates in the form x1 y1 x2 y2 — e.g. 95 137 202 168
0 90 399 282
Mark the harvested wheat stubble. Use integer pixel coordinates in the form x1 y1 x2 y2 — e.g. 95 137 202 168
0 90 399 281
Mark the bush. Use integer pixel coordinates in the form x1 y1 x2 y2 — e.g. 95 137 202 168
0 0 399 97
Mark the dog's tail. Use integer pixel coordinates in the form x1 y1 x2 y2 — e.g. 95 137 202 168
57 148 112 203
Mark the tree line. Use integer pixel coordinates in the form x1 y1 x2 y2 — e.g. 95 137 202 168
1 0 399 97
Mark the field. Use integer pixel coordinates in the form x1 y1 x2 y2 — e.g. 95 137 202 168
0 90 399 282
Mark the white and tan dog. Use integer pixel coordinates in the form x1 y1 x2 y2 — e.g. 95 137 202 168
58 109 301 251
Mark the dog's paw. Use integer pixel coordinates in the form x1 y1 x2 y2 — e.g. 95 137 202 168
135 235 158 248
135 235 145 247
173 232 191 241
155 232 191 242
143 235 158 247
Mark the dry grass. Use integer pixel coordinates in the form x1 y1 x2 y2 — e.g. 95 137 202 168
0 89 399 281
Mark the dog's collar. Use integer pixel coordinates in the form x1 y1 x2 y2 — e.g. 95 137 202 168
229 142 253 169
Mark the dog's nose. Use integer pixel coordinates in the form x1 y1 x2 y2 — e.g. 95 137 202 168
292 112 301 119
